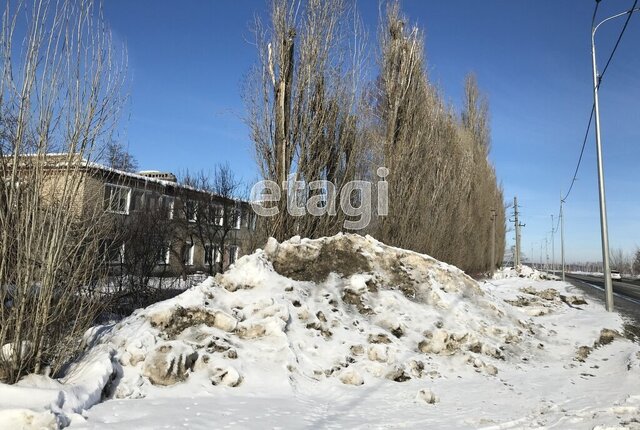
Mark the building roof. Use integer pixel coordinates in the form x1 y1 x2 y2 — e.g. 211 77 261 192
26 153 249 204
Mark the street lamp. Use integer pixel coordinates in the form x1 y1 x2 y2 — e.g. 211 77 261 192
591 5 640 312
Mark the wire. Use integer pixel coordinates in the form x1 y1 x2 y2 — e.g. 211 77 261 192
553 209 561 234
598 0 638 87
562 104 594 203
561 0 638 204
554 1 637 243
592 0 601 29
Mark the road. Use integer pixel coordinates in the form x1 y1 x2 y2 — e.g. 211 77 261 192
565 273 640 304
559 273 640 337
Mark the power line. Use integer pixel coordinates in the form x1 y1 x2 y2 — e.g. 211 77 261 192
592 0 601 32
553 207 561 233
598 0 638 87
561 0 638 204
562 104 594 202
554 0 638 267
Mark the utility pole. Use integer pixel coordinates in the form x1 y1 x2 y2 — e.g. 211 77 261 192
545 237 549 271
531 243 535 268
560 196 565 281
540 242 543 270
551 215 555 274
490 209 496 272
513 197 520 267
511 197 525 267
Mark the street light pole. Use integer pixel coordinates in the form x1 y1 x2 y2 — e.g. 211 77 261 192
531 243 535 268
490 209 496 272
560 196 565 282
513 197 520 267
589 7 639 311
551 214 555 274
591 18 613 311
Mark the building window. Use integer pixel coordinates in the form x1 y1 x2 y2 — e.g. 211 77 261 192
130 189 145 212
185 200 197 222
250 212 257 231
228 245 239 265
163 196 175 220
182 242 194 266
204 243 221 266
104 184 131 214
242 210 249 228
145 192 160 210
213 205 223 226
103 241 124 265
233 209 241 230
111 243 125 265
130 191 173 219
156 243 171 265
204 244 213 266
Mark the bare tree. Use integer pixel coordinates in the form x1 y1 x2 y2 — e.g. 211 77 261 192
179 164 242 275
371 3 505 274
102 140 139 172
610 248 631 275
245 0 367 240
244 0 506 274
108 200 174 314
0 0 126 382
211 164 243 272
462 74 491 155
632 248 640 276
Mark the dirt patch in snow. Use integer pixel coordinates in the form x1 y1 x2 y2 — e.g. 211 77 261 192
270 236 371 282
149 306 238 339
624 324 640 343
505 286 588 316
575 328 622 362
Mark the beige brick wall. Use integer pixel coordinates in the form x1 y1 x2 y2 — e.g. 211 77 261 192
36 163 258 277
40 169 87 217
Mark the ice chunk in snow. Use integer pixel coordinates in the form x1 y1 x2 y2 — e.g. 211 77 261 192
0 408 58 429
1 341 33 363
143 341 198 386
339 370 364 386
208 364 241 387
416 388 439 404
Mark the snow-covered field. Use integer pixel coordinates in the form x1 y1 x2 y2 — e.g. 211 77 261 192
2 234 639 429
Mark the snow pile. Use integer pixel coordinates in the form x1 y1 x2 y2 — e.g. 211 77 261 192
0 347 116 428
2 233 639 429
493 265 557 281
81 233 540 400
500 284 588 317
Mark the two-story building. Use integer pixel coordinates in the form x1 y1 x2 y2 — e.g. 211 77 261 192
35 154 256 277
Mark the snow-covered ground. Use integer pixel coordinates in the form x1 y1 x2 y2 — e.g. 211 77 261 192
570 271 605 276
2 234 639 429
492 265 559 281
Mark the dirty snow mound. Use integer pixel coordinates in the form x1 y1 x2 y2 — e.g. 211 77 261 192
493 265 557 281
6 234 638 429
79 233 541 399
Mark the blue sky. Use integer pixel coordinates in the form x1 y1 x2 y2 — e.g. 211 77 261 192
102 1 640 263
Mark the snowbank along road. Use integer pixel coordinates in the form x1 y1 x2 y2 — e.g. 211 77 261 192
1 234 639 429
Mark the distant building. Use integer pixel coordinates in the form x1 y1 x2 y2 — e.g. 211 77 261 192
137 170 178 182
26 154 256 276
